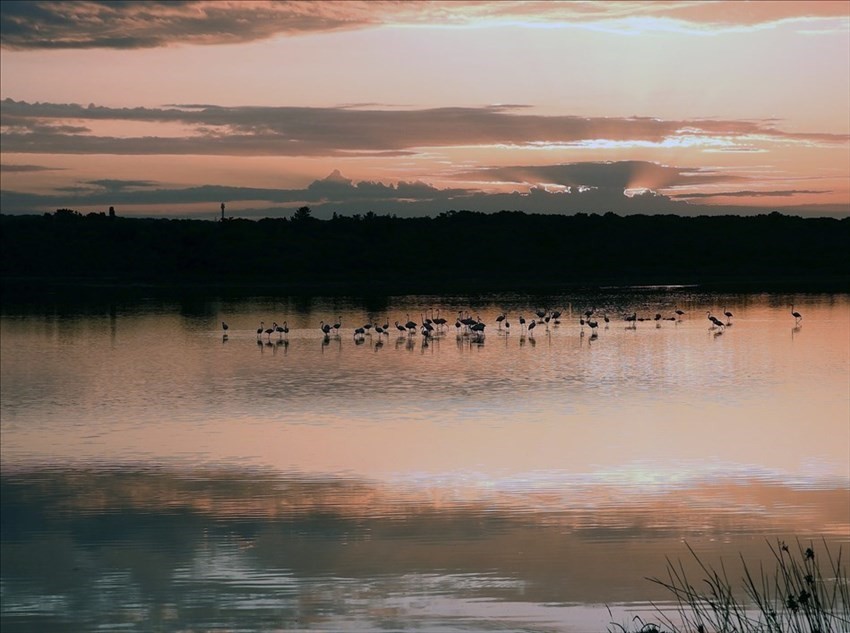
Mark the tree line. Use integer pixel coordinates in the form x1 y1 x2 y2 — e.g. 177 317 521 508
1 208 848 289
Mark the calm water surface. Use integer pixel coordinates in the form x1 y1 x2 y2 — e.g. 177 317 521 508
2 289 848 632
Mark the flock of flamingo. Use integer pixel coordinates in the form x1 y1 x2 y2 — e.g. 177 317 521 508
219 305 803 342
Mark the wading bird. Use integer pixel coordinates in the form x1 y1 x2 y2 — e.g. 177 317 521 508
791 304 802 323
707 312 725 329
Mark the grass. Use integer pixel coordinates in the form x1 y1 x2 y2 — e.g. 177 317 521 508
609 539 850 633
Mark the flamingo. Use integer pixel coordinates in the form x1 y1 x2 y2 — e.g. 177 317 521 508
422 320 434 335
274 322 285 338
791 304 802 323
527 319 537 335
519 315 526 330
257 321 264 337
333 316 342 334
320 320 332 335
723 306 733 324
282 321 290 337
405 314 417 332
264 323 274 339
496 313 506 329
707 311 725 329
675 309 685 319
221 321 229 333
395 320 407 334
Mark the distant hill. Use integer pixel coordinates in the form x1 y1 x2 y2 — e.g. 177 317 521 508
2 209 848 291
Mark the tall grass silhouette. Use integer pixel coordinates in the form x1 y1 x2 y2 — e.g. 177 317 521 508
609 539 849 633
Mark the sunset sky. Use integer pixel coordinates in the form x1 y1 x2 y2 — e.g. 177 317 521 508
1 0 848 219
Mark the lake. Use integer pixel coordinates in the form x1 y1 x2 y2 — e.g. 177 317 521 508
1 287 848 632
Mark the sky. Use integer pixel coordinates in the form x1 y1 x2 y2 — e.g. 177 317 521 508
1 0 848 220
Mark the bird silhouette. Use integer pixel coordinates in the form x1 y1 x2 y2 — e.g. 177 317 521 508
221 321 229 333
320 320 332 335
405 314 417 332
707 311 725 329
791 304 802 323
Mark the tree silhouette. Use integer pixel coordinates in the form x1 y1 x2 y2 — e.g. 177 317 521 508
293 206 312 221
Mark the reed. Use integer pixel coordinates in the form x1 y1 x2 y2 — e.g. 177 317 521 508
609 539 850 633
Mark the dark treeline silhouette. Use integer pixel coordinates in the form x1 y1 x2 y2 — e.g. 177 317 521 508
1 208 848 291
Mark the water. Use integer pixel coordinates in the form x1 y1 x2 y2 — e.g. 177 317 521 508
2 288 848 632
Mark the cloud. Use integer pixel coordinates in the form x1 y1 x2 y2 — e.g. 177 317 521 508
2 99 846 157
671 189 831 199
0 163 65 172
6 167 842 219
454 161 741 191
0 170 475 213
2 1 847 50
0 0 378 50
